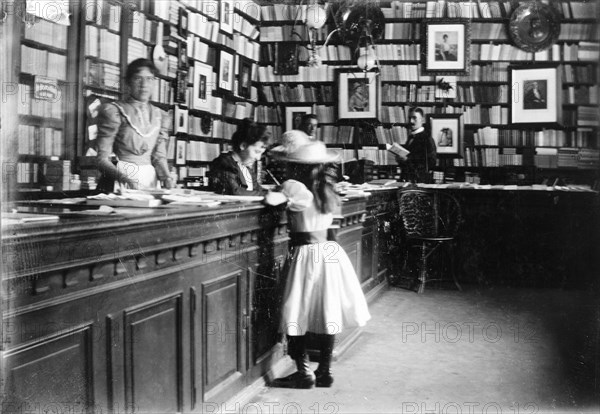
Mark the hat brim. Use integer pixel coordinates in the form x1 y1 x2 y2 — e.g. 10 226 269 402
279 150 341 164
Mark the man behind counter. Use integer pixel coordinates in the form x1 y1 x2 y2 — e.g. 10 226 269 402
396 107 437 182
209 119 270 196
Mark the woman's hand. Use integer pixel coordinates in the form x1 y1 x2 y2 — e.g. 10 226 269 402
161 178 175 189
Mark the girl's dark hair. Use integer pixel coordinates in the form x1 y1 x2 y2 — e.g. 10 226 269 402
125 58 159 85
287 163 339 214
232 118 271 151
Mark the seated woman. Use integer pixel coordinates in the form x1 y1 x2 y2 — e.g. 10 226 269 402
209 119 270 196
96 58 174 190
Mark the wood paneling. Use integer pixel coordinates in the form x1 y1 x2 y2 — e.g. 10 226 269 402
3 326 93 409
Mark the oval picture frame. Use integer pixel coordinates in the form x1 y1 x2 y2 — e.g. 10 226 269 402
509 2 561 53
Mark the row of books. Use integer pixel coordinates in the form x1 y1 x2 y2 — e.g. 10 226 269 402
358 148 399 166
17 125 64 157
20 46 67 80
455 85 508 104
233 34 260 62
259 84 334 103
85 26 120 63
313 105 335 124
259 25 330 43
319 126 355 144
383 23 421 40
17 84 63 119
563 64 598 84
469 127 597 148
181 141 222 162
379 65 434 82
17 163 39 184
84 59 121 91
375 126 410 146
382 84 436 103
84 0 121 31
564 86 599 105
457 62 509 82
374 44 422 61
577 107 598 126
130 12 159 44
383 1 512 19
23 17 68 49
257 65 338 83
462 105 507 125
558 24 599 41
533 148 600 170
255 106 281 124
127 38 150 64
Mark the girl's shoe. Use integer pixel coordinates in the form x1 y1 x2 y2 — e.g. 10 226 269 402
314 369 334 387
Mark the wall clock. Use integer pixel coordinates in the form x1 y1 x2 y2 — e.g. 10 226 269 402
509 2 561 53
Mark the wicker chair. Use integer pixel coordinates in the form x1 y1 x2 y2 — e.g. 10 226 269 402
398 189 462 294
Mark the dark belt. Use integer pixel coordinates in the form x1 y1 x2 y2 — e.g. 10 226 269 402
289 230 328 246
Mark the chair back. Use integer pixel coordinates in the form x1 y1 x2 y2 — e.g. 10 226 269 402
398 190 462 238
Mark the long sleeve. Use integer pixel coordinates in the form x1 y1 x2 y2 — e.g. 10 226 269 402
209 153 266 196
151 109 171 182
95 103 132 185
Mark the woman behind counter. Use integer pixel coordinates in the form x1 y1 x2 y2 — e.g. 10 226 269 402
209 119 270 196
96 58 174 190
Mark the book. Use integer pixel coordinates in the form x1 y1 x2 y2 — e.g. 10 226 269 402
386 142 410 158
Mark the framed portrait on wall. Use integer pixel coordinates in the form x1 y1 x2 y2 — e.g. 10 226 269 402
193 62 213 112
337 70 380 120
174 106 189 134
285 106 313 131
218 50 234 92
427 113 463 157
178 7 188 38
175 70 188 103
423 20 471 75
509 64 562 126
220 0 233 34
178 40 188 70
237 56 253 99
175 140 187 165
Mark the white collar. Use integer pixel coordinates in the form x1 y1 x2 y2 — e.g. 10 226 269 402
411 127 424 135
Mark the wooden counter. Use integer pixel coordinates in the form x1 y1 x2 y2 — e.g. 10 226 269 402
1 197 387 412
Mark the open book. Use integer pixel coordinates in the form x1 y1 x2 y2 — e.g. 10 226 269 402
386 143 410 157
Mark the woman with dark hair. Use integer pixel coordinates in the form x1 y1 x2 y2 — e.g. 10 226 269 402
209 118 271 196
96 58 174 189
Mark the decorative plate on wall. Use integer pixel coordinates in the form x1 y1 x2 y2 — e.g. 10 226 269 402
509 2 561 53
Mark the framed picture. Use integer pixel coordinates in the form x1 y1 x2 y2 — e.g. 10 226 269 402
427 113 463 157
435 76 457 99
285 106 313 131
220 0 233 34
178 7 188 38
337 70 380 120
237 56 253 99
193 61 213 112
422 20 470 76
218 50 234 92
174 106 189 134
178 40 188 70
175 70 188 104
175 140 187 165
509 64 562 126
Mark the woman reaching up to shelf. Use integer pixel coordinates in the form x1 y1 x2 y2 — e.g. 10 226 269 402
96 58 174 190
209 118 271 196
264 138 371 389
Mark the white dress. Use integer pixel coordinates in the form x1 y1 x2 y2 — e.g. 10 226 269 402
279 180 371 336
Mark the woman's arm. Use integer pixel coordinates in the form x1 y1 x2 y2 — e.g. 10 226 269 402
96 103 138 188
151 109 174 188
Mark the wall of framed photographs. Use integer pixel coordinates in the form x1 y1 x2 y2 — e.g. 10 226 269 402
255 0 599 184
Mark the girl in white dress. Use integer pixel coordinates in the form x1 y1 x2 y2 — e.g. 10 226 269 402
265 135 371 388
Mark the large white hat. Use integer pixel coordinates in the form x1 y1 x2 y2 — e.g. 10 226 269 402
269 130 311 156
279 140 341 164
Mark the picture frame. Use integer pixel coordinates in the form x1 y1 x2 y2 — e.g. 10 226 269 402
220 0 233 34
178 40 188 70
427 113 463 157
285 106 313 131
174 106 189 134
175 140 187 165
422 20 471 76
175 70 188 104
337 70 380 120
193 61 213 112
178 7 188 38
509 63 562 126
237 56 253 99
218 50 234 92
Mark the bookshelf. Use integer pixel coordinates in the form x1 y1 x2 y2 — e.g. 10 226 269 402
255 0 599 184
8 0 263 195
